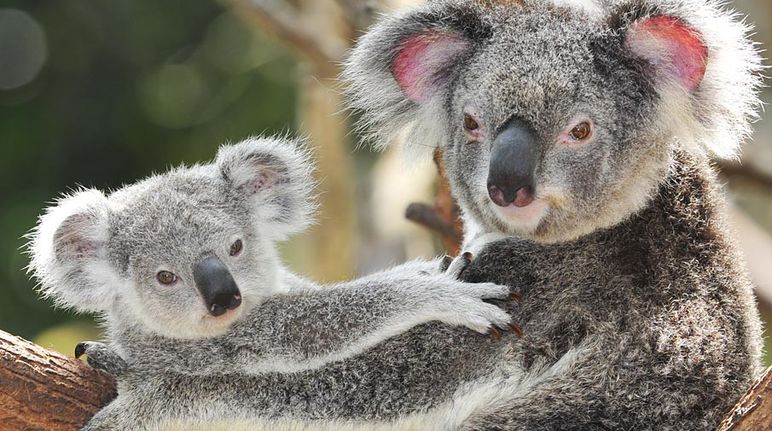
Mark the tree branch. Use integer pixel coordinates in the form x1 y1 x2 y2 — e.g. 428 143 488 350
330 0 378 30
0 329 116 431
405 149 464 255
225 0 340 78
718 161 772 190
716 365 772 431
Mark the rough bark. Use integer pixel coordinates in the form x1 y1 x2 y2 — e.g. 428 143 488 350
0 329 116 431
716 365 772 431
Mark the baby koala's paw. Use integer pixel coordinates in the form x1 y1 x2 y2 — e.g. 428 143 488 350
75 341 128 377
429 255 522 338
440 280 522 338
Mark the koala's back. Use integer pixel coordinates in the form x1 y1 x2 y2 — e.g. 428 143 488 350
462 152 762 429
119 322 510 430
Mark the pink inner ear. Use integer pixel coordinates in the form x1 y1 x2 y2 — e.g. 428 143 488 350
627 16 708 91
249 168 278 194
392 31 470 103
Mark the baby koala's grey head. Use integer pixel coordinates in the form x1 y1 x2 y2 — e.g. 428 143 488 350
345 0 762 243
27 137 315 339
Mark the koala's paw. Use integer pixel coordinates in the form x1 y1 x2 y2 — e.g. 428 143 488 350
426 273 520 339
75 341 128 377
445 280 521 337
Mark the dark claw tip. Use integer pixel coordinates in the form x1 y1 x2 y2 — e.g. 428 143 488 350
510 292 522 301
75 342 87 358
489 326 503 340
509 323 524 337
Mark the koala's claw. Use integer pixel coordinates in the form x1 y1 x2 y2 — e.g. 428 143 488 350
75 341 129 377
488 323 523 340
75 342 87 359
446 252 473 280
508 323 524 337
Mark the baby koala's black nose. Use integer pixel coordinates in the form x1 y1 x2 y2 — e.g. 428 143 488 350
193 255 242 317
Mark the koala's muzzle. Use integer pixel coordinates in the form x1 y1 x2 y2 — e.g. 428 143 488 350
487 117 538 208
193 255 242 317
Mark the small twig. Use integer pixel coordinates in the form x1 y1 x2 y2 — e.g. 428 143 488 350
406 202 462 242
226 0 340 78
405 149 464 255
330 0 378 30
717 161 772 190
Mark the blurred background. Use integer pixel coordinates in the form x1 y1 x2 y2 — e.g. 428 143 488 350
0 0 769 366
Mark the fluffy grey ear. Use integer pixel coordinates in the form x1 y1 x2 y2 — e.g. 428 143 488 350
217 137 316 240
343 1 491 152
604 0 763 158
27 189 117 313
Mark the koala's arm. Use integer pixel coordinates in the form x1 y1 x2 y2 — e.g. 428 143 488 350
123 259 515 375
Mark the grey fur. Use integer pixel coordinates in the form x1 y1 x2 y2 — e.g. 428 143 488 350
27 136 516 430
29 0 766 429
340 0 765 429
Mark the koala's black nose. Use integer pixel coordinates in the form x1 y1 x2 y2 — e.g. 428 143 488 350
487 117 538 208
193 255 242 317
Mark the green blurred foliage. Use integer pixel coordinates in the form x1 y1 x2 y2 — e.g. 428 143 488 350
0 0 298 343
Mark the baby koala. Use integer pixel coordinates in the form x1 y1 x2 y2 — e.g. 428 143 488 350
28 137 515 389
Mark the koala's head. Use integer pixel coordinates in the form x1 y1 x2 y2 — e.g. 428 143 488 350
27 137 315 339
346 0 762 242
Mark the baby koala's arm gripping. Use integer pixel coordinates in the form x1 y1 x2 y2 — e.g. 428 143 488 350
235 259 516 373
99 258 518 376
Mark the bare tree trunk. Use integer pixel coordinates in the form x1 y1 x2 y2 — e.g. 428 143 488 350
227 0 357 281
298 71 357 281
0 330 115 431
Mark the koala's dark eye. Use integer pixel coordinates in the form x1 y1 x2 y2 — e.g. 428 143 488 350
463 114 480 132
569 122 592 141
156 271 177 285
229 239 243 257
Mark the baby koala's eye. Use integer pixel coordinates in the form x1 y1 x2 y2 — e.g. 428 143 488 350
156 271 177 285
463 114 480 132
569 122 592 141
229 239 243 257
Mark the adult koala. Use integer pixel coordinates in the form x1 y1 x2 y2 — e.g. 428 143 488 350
343 0 764 429
61 1 763 430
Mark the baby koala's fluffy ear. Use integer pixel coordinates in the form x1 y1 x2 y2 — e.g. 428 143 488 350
27 189 116 313
217 137 316 240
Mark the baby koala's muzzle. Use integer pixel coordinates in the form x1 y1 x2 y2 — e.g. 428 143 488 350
193 255 242 317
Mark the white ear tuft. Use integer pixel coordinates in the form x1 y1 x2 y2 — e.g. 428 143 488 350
27 188 116 313
343 1 487 154
614 0 763 159
216 137 317 240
